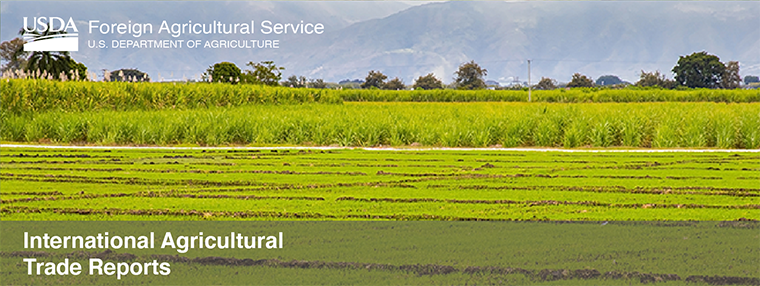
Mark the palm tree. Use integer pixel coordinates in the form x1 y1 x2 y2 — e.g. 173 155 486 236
19 27 72 79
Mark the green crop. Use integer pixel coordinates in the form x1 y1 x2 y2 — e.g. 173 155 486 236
0 79 342 114
2 102 758 148
2 147 757 221
2 79 759 115
339 87 760 103
1 221 756 285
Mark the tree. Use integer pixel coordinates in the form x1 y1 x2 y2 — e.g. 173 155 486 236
283 75 307 88
566 73 594 88
26 51 71 79
721 61 741 89
534 77 557 90
636 70 676 89
383 77 405 90
244 60 283 86
595 75 623 86
672 51 725 88
205 62 241 84
745 75 760 85
412 73 444 90
454 60 487 90
308 79 327 89
361 70 387 89
20 27 72 80
0 38 28 73
109 68 149 82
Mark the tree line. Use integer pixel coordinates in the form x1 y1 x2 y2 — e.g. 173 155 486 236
536 51 753 90
1 31 757 90
0 31 149 82
202 52 756 90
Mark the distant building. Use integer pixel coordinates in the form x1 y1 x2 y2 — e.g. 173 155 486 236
485 80 501 87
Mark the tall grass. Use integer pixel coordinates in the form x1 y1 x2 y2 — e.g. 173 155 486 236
338 87 759 103
0 79 342 114
2 79 759 115
2 102 758 148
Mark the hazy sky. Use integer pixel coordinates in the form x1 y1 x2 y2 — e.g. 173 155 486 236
3 1 758 83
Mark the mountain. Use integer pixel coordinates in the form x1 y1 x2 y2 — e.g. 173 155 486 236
2 1 758 84
267 1 760 84
1 1 412 79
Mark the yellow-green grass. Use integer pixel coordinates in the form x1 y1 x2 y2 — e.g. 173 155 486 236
3 102 759 148
0 79 342 114
2 79 759 115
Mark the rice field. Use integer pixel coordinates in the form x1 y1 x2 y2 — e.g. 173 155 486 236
1 220 757 285
2 147 758 284
0 222 760 285
2 147 758 221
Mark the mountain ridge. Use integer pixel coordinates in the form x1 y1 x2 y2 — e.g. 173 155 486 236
2 1 758 84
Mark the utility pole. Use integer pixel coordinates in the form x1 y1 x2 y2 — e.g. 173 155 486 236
527 59 532 102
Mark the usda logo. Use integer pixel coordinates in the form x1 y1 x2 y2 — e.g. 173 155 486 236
22 17 79 52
